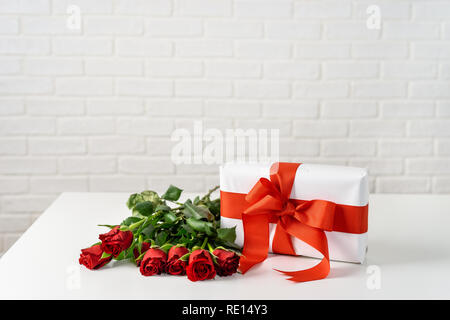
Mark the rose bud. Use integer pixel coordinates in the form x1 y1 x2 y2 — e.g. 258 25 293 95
186 249 216 282
99 226 133 257
79 244 112 270
166 246 189 276
140 248 167 276
133 242 151 267
213 249 240 277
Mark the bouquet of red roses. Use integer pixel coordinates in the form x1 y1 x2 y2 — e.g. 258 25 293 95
79 186 241 281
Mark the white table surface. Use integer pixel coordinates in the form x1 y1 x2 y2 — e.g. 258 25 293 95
0 192 449 300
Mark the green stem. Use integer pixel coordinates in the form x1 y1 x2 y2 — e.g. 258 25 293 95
201 237 208 250
202 186 219 200
207 242 214 253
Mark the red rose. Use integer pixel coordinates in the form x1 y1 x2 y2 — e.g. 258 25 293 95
213 249 239 276
186 249 216 282
79 244 112 270
133 242 151 266
140 248 167 276
99 226 133 257
166 246 189 276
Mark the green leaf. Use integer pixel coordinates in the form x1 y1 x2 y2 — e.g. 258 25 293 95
183 202 213 221
217 226 236 243
141 224 155 239
155 231 169 246
186 218 216 236
134 201 154 217
121 216 141 227
141 191 162 204
155 204 171 212
163 211 177 223
101 252 112 260
126 193 141 209
162 185 183 201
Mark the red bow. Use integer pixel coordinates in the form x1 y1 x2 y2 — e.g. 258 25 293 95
239 162 337 282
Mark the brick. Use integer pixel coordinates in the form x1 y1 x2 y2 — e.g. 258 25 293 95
383 22 440 39
280 139 319 156
266 22 321 40
53 38 112 55
178 0 231 16
265 62 319 80
115 0 170 15
0 177 28 194
350 159 403 175
294 82 348 98
56 78 113 96
0 215 31 233
175 118 233 131
27 99 84 116
434 178 450 193
352 42 408 59
145 19 202 37
0 99 24 115
409 120 450 137
206 21 262 38
0 58 20 75
381 102 435 118
116 39 171 56
0 158 56 174
87 99 144 115
437 140 450 155
235 0 291 18
205 102 260 117
29 138 86 155
414 3 450 20
85 59 142 76
30 177 88 193
3 234 22 251
53 0 112 13
295 1 351 18
410 82 450 98
407 159 450 174
413 43 450 59
147 137 173 155
176 80 232 98
146 60 203 77
58 118 115 135
119 157 174 174
24 58 83 75
0 38 49 55
85 17 143 35
59 157 116 174
296 44 350 59
326 22 380 40
350 120 405 137
322 101 377 118
0 138 26 155
293 120 348 138
89 137 145 154
176 40 232 57
0 17 18 34
353 81 406 98
147 100 203 116
0 77 52 94
236 81 290 99
116 79 173 97
263 102 318 118
380 139 433 156
22 17 80 35
206 61 260 78
437 102 450 116
382 62 436 79
235 119 291 137
89 176 146 192
377 177 430 193
322 140 376 156
117 118 174 136
148 176 205 193
440 63 450 79
353 2 410 19
0 0 49 14
0 118 55 135
236 41 291 59
324 62 378 79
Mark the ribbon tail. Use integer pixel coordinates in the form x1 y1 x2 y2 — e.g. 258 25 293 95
275 217 330 283
272 224 296 256
239 214 270 274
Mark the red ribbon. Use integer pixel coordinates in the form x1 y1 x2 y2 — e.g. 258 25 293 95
220 162 368 282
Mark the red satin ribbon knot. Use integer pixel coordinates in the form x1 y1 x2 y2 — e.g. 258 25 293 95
239 162 336 282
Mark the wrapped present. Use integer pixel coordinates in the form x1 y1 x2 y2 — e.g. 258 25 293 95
220 162 369 282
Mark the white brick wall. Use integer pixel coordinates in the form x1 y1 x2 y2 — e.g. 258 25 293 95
0 0 449 254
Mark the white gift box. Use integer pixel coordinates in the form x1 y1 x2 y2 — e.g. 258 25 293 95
220 162 369 263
